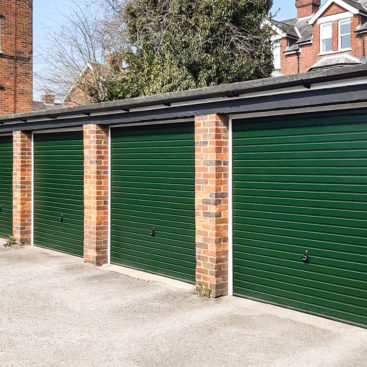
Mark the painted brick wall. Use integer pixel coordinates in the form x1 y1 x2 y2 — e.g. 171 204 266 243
83 124 109 265
0 0 33 115
195 114 229 298
12 131 32 245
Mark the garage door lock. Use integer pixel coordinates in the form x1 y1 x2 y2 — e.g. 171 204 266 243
58 214 64 223
302 250 310 264
150 227 155 237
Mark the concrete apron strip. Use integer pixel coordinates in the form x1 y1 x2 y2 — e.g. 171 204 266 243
101 264 194 292
26 245 193 292
20 247 366 333
9 246 367 335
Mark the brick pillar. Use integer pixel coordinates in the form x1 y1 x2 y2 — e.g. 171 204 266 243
84 124 109 265
13 131 32 245
195 114 229 298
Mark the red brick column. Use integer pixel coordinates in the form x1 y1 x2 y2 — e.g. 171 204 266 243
84 124 109 265
13 131 32 245
195 114 229 298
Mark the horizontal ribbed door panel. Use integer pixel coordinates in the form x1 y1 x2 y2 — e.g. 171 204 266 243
233 112 367 327
34 132 84 256
0 136 12 238
111 123 195 283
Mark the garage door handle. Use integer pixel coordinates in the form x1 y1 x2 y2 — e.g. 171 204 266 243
150 227 155 237
58 214 64 223
301 250 309 264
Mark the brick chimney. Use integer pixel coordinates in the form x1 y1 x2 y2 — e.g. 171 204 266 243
41 91 55 105
296 0 320 18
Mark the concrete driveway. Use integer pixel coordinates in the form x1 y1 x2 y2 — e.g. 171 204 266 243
0 245 366 367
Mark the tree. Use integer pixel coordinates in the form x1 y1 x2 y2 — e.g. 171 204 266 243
113 0 274 99
38 0 274 103
35 2 127 104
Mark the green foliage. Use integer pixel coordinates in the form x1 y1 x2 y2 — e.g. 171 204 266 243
108 0 274 99
4 235 17 247
197 285 211 298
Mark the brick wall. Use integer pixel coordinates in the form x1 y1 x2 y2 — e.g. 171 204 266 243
281 39 299 75
83 124 109 265
65 67 98 107
65 85 91 107
321 2 345 17
12 131 32 245
195 115 229 298
0 0 33 115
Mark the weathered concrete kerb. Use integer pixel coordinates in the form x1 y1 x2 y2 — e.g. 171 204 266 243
0 246 366 367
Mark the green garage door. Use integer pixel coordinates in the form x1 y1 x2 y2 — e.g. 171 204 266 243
0 136 13 238
233 112 367 327
111 122 195 283
34 132 84 256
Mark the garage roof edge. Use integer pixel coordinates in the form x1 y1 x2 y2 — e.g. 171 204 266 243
1 64 367 126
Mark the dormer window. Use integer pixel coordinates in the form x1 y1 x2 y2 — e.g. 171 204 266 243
320 23 332 53
339 19 351 50
288 38 296 48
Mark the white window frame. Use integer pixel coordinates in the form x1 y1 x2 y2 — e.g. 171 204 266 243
317 11 353 25
272 40 281 70
320 22 333 54
338 18 351 51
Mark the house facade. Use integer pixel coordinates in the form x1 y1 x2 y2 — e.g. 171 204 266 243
65 53 123 107
64 63 97 107
32 91 63 112
272 0 367 74
0 0 32 115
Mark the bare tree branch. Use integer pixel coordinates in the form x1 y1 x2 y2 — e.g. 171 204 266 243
36 1 127 103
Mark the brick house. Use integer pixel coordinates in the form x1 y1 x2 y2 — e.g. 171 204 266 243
65 53 123 107
64 63 98 107
0 0 32 115
32 91 63 112
270 0 367 74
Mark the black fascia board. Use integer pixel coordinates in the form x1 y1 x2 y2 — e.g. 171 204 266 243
0 83 366 133
0 64 366 130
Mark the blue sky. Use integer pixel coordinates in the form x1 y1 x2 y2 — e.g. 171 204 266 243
272 0 297 19
32 0 317 100
272 0 327 19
